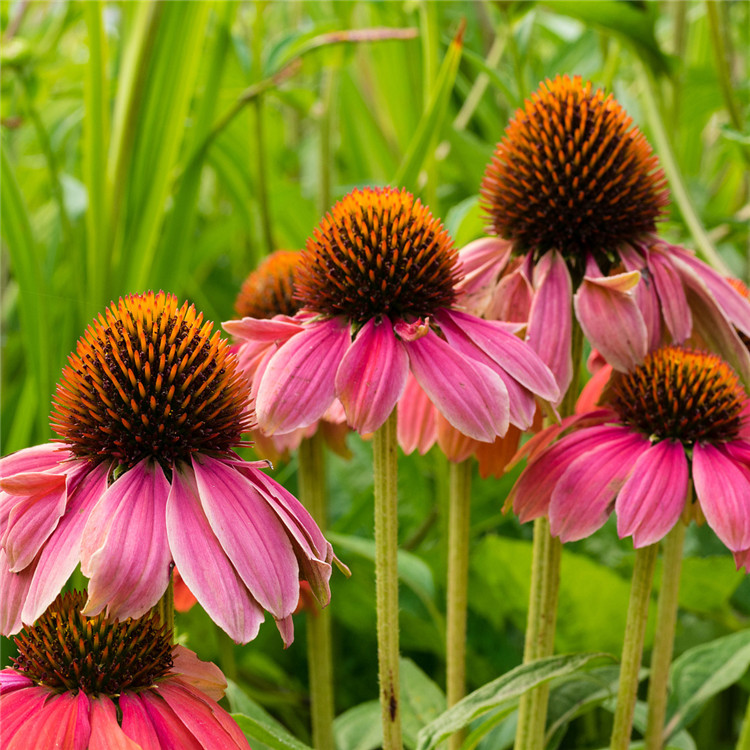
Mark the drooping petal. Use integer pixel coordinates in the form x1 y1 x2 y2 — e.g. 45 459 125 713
222 315 303 343
0 681 48 741
89 696 141 750
484 266 533 322
616 440 688 547
576 364 613 414
171 645 227 702
138 692 205 750
0 442 71 480
475 426 523 480
167 463 265 644
574 272 648 372
693 443 750 552
549 430 650 542
0 549 32 635
119 693 165 750
437 309 560 402
397 375 437 455
620 243 661 351
527 250 573 398
335 318 409 434
647 250 692 343
7 691 90 750
435 413 476 463
455 237 513 311
403 329 510 441
192 455 299 619
256 318 350 434
82 459 172 619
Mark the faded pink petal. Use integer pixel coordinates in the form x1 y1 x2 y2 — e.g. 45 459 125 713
404 329 510 441
167 464 265 644
82 459 172 619
621 244 662 351
527 250 573 398
616 441 688 547
89 696 141 750
193 455 299 619
693 443 750 551
397 375 437 455
0 548 32 634
549 430 650 542
456 237 513 311
436 414 475 463
574 273 648 371
335 318 408 433
172 645 227 702
484 266 533 322
256 318 350 434
648 250 692 343
223 314 303 343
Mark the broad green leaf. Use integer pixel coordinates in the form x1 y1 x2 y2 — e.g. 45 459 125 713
665 630 750 737
401 658 447 746
415 653 611 749
231 712 312 750
333 701 382 750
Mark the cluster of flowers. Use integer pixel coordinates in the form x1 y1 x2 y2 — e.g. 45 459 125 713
2 74 749 746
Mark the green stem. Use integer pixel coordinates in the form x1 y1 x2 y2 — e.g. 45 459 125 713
638 67 730 276
156 577 175 641
644 521 686 750
373 411 402 750
298 434 335 750
610 543 659 750
446 459 472 750
737 690 750 750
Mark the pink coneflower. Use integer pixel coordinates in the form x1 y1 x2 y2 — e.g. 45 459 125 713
0 292 335 644
462 75 750 393
0 591 249 749
510 345 750 551
226 187 559 440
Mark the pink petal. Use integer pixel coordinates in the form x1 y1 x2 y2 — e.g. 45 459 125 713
576 364 614 414
527 250 573 398
620 244 662 351
192 455 299 619
82 459 172 619
549 430 650 542
256 318 350 434
510 424 629 522
455 237 513 311
0 682 48 741
167 464 265 644
138 692 205 750
437 309 560 402
574 274 648 371
616 441 688 547
647 250 692 343
0 442 70 480
7 691 91 750
89 696 141 750
119 694 164 750
404 329 510 441
0 548 31 634
734 549 750 573
435 414 476 463
693 443 750 551
171 646 227 702
222 315 303 342
397 375 437 455
0 668 34 693
335 318 408 434
21 462 109 625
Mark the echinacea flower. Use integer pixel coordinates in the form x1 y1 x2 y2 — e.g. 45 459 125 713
510 345 750 552
462 75 750 393
225 186 559 440
229 249 351 463
0 591 249 749
0 292 336 644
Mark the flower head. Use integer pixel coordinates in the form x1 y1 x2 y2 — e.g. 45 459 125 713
462 76 750 393
226 187 559 441
1 292 336 645
510 345 750 551
235 249 302 319
0 591 249 748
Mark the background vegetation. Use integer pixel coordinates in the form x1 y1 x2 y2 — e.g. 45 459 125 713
1 1 749 748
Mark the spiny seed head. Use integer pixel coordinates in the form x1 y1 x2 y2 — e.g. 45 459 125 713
51 292 253 471
295 187 460 325
728 278 750 350
10 591 174 697
480 75 669 281
235 250 302 319
609 346 746 445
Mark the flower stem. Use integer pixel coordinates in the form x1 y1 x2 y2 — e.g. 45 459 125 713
298 433 336 750
156 576 175 640
737 690 750 750
373 410 402 750
610 543 659 750
644 521 686 750
446 459 472 750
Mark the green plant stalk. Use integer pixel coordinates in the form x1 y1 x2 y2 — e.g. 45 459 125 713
298 434 336 750
610 543 659 750
644 520 686 750
373 411 403 750
446 459 472 750
638 67 730 276
737 689 750 750
155 577 175 641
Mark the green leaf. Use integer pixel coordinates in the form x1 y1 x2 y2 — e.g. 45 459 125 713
401 658 447 746
665 630 750 737
333 701 383 750
415 653 612 750
231 712 312 750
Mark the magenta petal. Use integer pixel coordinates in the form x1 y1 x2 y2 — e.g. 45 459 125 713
694 443 750 551
0 442 70 480
397 375 437 455
549 430 651 542
527 250 573 398
167 464 265 644
256 319 350 434
89 696 140 750
404 329 509 441
574 273 648 372
335 318 408 434
616 441 688 547
119 694 162 750
648 251 692 343
222 315 303 342
192 455 299 619
81 459 172 619
138 692 204 750
10 691 90 750
0 682 48 742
